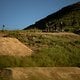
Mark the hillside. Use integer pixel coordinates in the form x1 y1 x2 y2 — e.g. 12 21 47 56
0 31 80 67
24 2 80 32
0 30 80 79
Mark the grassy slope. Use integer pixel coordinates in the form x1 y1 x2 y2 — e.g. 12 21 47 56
0 30 80 67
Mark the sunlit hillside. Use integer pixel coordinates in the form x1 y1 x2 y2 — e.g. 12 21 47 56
0 30 80 67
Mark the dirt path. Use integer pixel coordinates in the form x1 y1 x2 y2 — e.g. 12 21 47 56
36 32 79 36
1 67 79 80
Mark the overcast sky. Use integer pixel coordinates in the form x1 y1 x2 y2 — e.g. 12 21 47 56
0 0 80 30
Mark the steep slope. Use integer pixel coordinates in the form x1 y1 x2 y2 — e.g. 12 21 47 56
0 37 32 56
24 2 80 32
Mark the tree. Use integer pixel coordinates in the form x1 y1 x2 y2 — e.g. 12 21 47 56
46 23 49 32
60 21 63 31
2 25 5 31
54 23 57 31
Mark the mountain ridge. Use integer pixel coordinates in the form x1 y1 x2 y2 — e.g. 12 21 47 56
24 2 80 32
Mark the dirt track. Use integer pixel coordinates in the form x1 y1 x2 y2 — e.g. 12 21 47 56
1 67 79 80
36 32 79 36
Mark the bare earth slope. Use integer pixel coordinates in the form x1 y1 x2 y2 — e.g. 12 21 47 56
12 67 80 80
0 37 32 56
0 67 80 80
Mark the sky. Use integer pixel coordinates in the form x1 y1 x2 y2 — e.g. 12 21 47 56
0 0 80 30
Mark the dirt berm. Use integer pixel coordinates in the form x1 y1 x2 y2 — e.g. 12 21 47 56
0 67 80 80
0 37 32 56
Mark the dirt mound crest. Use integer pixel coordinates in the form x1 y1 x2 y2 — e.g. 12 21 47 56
0 37 32 56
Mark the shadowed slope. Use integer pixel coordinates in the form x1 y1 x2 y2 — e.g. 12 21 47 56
24 2 80 32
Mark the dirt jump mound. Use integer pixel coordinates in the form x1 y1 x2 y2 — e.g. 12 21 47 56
0 37 32 56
